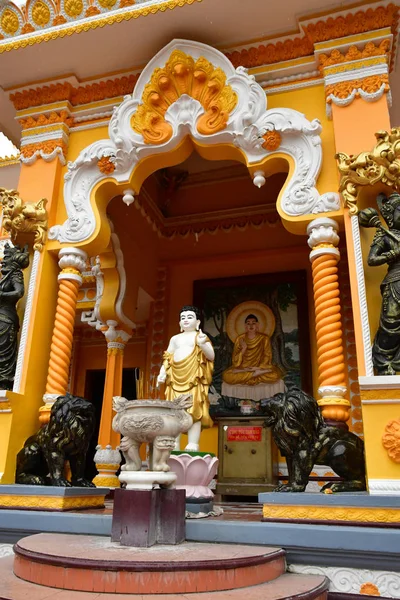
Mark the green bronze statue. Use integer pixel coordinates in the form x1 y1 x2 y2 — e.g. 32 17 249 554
359 193 400 375
0 243 29 390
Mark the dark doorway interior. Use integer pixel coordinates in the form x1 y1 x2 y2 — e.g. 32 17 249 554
83 368 138 481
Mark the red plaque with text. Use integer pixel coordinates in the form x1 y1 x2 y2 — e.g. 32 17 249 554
227 426 262 442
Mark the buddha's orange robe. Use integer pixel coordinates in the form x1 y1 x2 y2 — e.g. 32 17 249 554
223 333 282 386
163 336 213 428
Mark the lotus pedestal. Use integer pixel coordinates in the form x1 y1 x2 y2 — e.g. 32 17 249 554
168 452 219 514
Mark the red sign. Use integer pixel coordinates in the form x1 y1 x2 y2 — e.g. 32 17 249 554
227 426 262 442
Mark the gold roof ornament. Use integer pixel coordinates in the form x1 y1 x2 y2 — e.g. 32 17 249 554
0 188 48 252
336 128 400 215
131 50 238 145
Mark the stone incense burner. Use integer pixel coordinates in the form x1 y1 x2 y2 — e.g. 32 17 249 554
112 394 193 489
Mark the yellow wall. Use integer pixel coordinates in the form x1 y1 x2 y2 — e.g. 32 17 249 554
0 251 59 482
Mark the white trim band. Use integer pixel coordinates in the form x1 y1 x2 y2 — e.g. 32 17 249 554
368 479 400 495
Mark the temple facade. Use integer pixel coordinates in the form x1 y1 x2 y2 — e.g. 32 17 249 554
0 0 400 596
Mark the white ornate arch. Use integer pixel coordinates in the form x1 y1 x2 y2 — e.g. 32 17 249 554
49 39 340 245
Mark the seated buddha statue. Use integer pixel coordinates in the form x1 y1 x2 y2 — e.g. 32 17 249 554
223 314 282 386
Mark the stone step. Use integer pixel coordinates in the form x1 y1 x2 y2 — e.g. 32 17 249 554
13 533 286 594
0 555 329 600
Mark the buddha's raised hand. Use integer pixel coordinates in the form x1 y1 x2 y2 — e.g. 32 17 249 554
197 329 208 346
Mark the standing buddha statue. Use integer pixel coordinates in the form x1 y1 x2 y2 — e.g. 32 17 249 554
157 305 214 451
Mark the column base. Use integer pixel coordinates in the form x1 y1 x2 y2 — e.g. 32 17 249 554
318 398 350 422
93 469 120 488
111 488 186 546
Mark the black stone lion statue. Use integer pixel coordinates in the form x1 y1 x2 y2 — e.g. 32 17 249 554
16 394 96 487
261 387 366 493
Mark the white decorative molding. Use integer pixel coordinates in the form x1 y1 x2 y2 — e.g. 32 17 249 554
0 544 14 558
260 70 320 87
288 564 400 598
359 375 400 389
318 385 347 399
81 255 104 330
110 224 135 331
49 39 340 244
351 215 374 377
20 146 66 166
266 78 323 95
122 189 135 207
368 479 400 496
325 63 390 118
362 398 400 404
13 249 41 394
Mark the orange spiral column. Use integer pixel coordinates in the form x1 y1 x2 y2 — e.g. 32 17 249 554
39 248 87 424
307 218 350 423
93 320 131 488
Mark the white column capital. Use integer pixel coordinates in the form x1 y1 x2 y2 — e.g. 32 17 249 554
307 217 339 248
58 247 87 283
307 217 340 261
104 319 131 346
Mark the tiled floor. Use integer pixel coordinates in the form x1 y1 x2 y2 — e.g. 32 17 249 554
79 501 263 522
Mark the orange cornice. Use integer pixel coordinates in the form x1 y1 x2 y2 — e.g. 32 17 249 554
10 82 72 111
225 36 314 69
19 110 73 130
10 74 139 111
6 3 399 113
226 3 399 70
70 74 139 106
318 39 391 71
301 3 399 44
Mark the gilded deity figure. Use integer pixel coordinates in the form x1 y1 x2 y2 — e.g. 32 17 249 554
223 314 282 386
0 244 29 390
359 193 400 375
157 305 214 451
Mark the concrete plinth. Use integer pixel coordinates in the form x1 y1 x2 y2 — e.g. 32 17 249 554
259 492 400 527
111 488 186 546
0 485 109 511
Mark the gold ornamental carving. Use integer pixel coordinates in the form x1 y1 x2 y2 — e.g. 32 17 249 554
31 1 51 26
64 0 84 17
1 8 20 34
131 50 237 145
97 156 115 175
359 583 380 596
336 128 400 215
0 494 105 510
263 504 400 524
98 0 117 9
262 130 281 151
0 188 48 252
382 418 400 463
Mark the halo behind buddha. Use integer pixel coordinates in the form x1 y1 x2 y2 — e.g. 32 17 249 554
226 301 275 342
